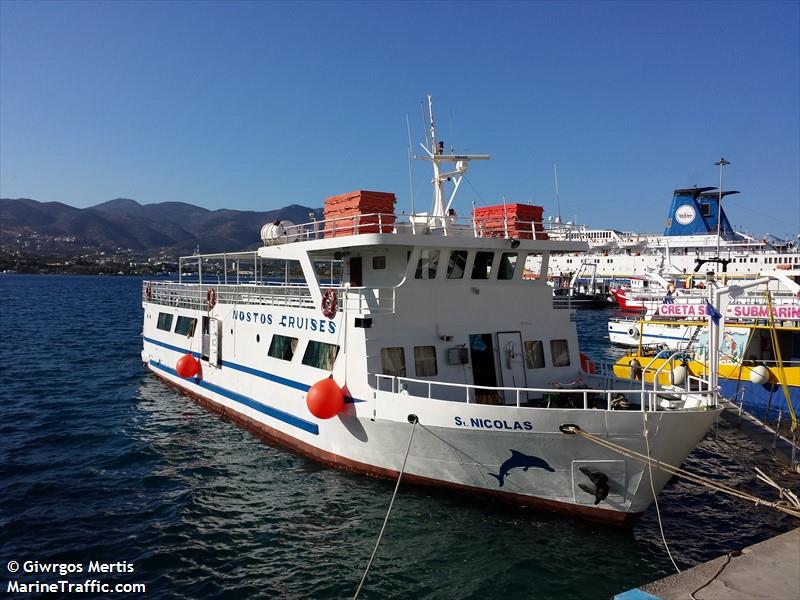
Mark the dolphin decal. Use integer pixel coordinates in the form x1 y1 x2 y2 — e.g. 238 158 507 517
488 450 555 487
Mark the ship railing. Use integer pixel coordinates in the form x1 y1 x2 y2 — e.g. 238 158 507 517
639 350 714 409
143 280 316 310
277 212 551 242
373 373 715 412
143 280 396 314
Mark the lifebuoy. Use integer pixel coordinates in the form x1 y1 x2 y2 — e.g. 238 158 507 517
145 281 152 301
321 289 337 318
627 325 640 339
206 287 217 310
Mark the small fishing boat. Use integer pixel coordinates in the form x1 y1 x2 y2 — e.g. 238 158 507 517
141 97 721 526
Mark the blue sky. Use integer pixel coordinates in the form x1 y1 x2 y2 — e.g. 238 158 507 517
1 1 798 237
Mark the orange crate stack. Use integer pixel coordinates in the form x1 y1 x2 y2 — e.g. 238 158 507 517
323 190 396 237
472 204 548 240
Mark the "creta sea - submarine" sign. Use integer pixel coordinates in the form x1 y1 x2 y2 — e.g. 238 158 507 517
658 303 800 320
232 310 337 334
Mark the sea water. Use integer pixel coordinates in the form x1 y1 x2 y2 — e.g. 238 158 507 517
1 275 797 599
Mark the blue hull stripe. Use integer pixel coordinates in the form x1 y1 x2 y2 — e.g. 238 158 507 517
149 360 320 435
143 335 362 403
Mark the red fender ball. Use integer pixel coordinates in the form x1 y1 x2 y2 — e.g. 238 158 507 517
176 353 200 378
306 377 344 419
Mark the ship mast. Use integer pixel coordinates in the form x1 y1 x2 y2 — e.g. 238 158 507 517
416 95 489 228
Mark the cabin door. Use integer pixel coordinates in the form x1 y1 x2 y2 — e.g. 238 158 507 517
497 331 528 404
349 257 363 287
208 318 221 367
469 333 499 404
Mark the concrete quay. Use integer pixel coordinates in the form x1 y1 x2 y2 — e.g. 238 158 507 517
614 528 799 600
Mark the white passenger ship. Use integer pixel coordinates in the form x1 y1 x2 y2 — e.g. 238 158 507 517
141 99 721 526
548 186 800 280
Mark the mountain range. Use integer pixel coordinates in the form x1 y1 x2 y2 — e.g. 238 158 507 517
0 197 323 257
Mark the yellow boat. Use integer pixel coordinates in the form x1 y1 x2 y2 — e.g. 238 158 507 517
613 320 799 419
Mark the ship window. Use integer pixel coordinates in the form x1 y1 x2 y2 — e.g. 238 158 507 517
498 253 518 280
175 316 197 336
380 347 406 377
446 250 468 279
414 346 438 377
268 334 298 361
550 339 571 367
302 341 339 370
157 312 174 332
415 249 440 279
700 203 711 216
373 255 386 270
523 340 545 369
471 251 494 279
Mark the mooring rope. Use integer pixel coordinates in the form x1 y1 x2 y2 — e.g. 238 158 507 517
642 413 681 573
560 424 800 518
353 417 418 600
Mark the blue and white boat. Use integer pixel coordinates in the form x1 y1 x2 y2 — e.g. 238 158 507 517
141 98 721 526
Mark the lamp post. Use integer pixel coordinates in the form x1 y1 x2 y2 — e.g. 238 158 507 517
714 158 730 257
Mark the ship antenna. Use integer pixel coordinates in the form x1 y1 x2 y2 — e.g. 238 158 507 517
420 102 430 150
553 162 562 223
714 157 730 258
405 114 416 215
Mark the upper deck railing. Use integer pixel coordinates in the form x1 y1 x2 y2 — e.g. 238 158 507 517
143 280 396 314
266 211 552 244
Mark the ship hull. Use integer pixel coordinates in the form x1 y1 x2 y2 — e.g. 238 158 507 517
145 340 719 527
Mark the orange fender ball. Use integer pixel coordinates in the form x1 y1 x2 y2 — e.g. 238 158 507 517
307 377 344 419
176 353 200 378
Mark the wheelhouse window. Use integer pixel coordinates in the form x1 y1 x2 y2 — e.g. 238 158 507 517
524 340 545 369
175 316 197 336
269 334 298 361
471 251 494 279
415 249 440 279
498 253 518 280
446 250 468 279
302 341 340 370
372 255 386 270
413 346 438 376
380 347 406 377
156 312 174 332
550 339 571 367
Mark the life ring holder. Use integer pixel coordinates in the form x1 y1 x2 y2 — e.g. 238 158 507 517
206 287 217 310
145 281 153 301
321 289 337 319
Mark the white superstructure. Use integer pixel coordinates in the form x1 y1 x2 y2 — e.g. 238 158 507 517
141 98 720 526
